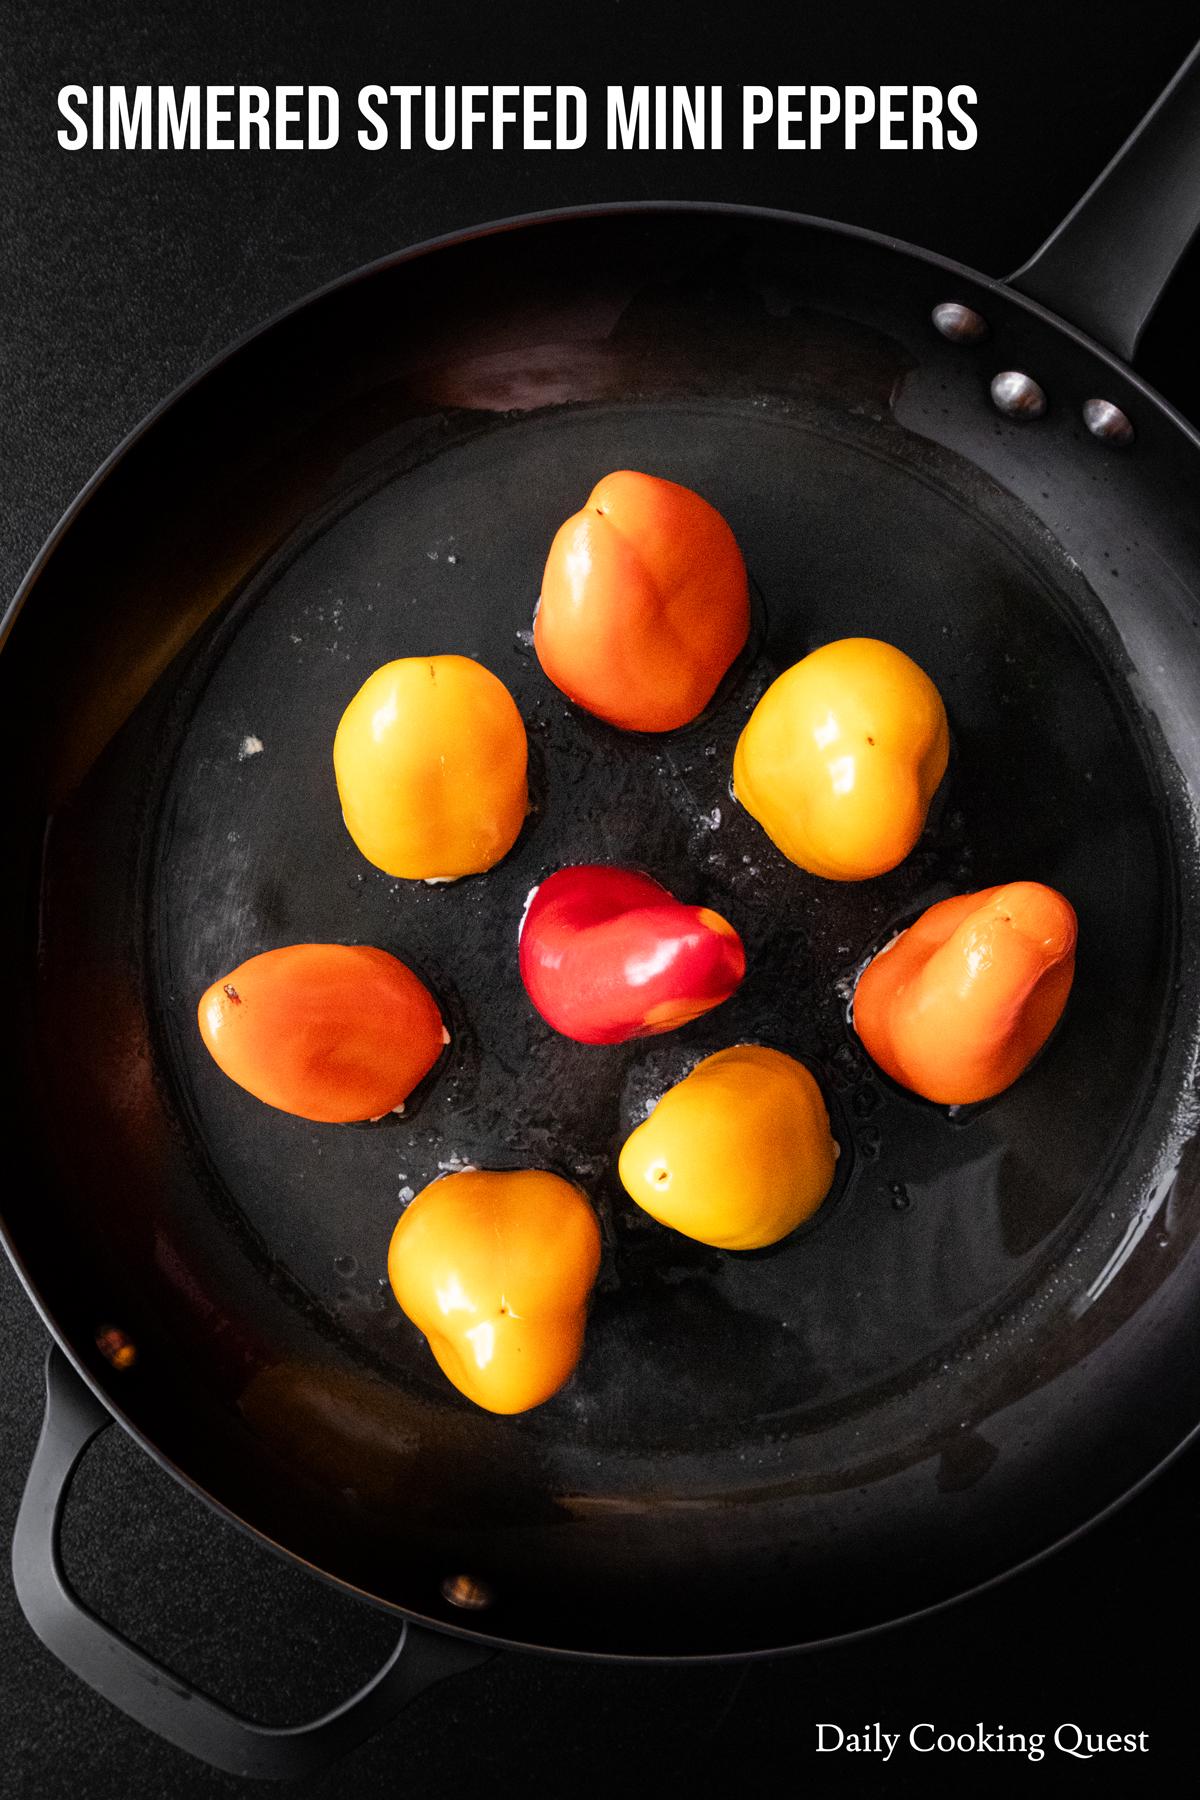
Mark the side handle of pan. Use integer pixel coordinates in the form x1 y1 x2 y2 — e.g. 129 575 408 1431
12 1346 496 1781
1009 38 1200 360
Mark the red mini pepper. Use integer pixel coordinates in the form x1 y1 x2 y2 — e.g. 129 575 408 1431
518 865 746 1045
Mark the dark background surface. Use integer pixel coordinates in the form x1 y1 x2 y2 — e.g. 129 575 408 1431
2 2 1197 1794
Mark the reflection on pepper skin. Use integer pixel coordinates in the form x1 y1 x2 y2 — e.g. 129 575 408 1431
854 882 1078 1104
334 654 528 880
618 1045 838 1250
518 864 746 1045
387 1169 601 1413
733 637 949 880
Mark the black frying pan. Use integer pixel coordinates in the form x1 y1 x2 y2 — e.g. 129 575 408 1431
6 48 1200 1781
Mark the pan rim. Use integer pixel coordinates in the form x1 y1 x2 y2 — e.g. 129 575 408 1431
4 195 1200 1660
7 194 1200 655
7 1292 1199 1665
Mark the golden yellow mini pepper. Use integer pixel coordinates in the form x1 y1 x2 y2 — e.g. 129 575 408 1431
618 1045 837 1250
334 654 527 880
733 637 949 881
387 1169 601 1414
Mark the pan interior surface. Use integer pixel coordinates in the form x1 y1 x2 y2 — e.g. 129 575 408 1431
156 398 1172 1428
9 213 1200 1656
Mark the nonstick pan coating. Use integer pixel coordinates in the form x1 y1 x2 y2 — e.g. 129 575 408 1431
4 208 1200 1657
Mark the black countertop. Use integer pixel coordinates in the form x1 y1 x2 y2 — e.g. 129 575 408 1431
3 3 1197 1793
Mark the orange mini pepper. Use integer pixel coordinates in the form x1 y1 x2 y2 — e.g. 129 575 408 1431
197 944 446 1122
535 470 750 732
853 882 1078 1104
388 1169 601 1414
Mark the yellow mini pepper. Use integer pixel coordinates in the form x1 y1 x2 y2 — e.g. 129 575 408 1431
388 1168 601 1414
618 1045 837 1250
733 637 949 881
334 654 527 880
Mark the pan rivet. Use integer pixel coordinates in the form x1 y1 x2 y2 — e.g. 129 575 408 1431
990 371 1047 420
931 302 988 343
1082 398 1135 446
440 1573 495 1611
95 1325 137 1370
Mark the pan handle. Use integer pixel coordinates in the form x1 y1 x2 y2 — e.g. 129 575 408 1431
11 1346 495 1781
1008 38 1200 360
